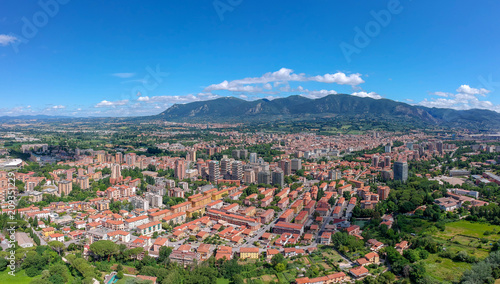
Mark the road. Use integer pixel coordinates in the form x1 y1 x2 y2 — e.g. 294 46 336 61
239 189 308 252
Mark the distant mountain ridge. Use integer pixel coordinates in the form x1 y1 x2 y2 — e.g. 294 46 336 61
157 94 500 129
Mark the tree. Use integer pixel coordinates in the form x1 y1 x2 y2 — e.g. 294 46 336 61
184 266 217 284
117 271 124 279
159 246 173 262
231 274 244 284
90 240 119 261
275 263 286 272
48 241 65 255
163 270 182 284
408 263 426 282
328 196 336 207
271 253 285 267
49 263 70 283
125 247 144 262
403 249 420 263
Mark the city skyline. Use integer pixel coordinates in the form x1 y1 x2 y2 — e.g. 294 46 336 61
1 0 500 117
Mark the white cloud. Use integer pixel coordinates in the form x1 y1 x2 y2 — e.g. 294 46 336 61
0 34 17 46
418 84 499 112
204 68 365 92
205 81 263 92
118 94 223 116
419 97 500 112
456 84 490 96
310 72 364 85
431 92 452 97
42 105 66 112
6 106 32 114
351 92 382 99
300 89 337 99
137 93 220 105
263 95 281 101
112 73 135 78
95 100 129 108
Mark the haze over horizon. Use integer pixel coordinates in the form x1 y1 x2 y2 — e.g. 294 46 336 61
1 0 500 117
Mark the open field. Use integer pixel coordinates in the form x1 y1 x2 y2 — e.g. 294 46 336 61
111 264 138 275
434 220 500 240
422 220 500 282
320 249 347 264
0 270 41 284
431 220 498 259
421 254 471 283
319 262 330 269
261 274 277 282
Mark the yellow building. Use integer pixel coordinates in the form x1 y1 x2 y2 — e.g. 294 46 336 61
212 189 229 201
42 227 55 237
239 247 259 259
186 206 205 218
191 194 212 207
365 252 379 264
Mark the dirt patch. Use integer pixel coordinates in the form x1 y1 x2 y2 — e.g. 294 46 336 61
320 262 330 269
302 257 310 265
110 264 137 275
261 275 277 282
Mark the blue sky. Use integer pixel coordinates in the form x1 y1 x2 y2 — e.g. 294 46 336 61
1 0 499 117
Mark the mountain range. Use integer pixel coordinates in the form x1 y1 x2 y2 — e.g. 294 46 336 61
156 94 500 130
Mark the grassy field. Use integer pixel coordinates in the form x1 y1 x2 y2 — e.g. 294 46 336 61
421 254 471 283
111 264 138 275
431 220 498 259
352 220 370 229
422 220 500 282
434 220 500 240
260 274 277 283
217 278 230 284
320 248 347 263
116 276 135 284
0 270 41 284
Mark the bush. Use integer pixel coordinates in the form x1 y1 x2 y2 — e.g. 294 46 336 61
0 258 7 271
418 249 429 260
439 250 453 259
454 251 469 262
95 261 111 272
25 266 41 277
117 271 124 279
